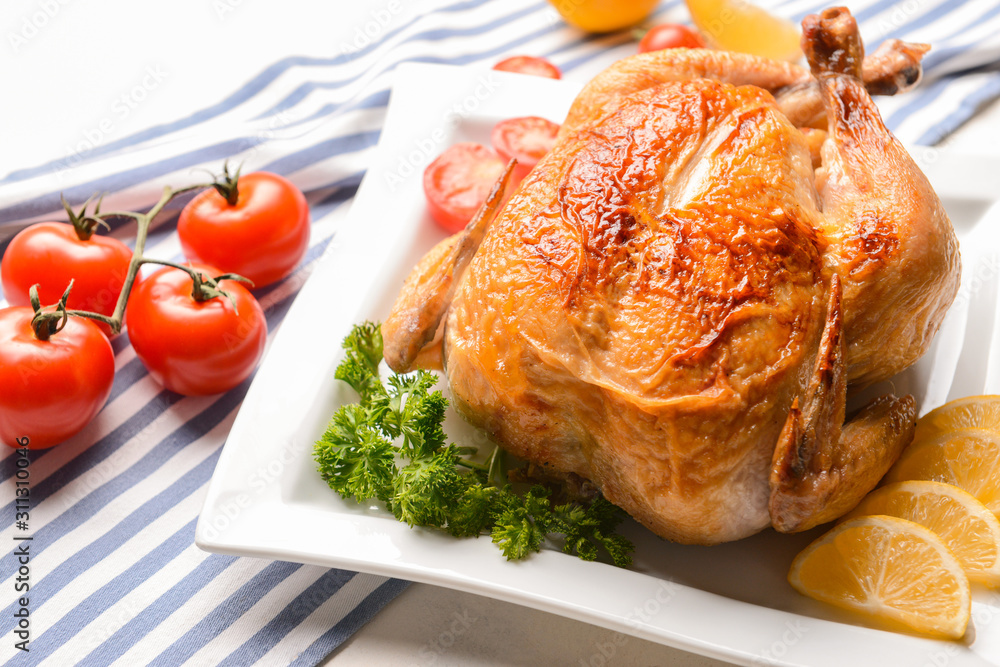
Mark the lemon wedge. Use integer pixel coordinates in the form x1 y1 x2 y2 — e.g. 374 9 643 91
844 480 1000 586
789 515 970 639
684 0 800 61
914 395 1000 444
885 428 1000 516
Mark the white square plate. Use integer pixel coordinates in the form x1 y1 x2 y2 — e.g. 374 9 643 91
196 63 1000 667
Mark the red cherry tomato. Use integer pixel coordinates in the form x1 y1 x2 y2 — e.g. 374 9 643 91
0 307 115 449
1 222 132 337
491 116 561 184
638 24 706 53
493 55 562 79
178 172 310 289
423 143 505 234
125 264 267 396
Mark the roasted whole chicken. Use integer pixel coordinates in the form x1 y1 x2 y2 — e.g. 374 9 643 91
382 8 960 544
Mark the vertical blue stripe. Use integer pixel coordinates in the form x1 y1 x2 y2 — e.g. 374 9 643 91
0 443 49 486
916 74 1000 145
287 578 412 667
105 357 152 403
259 131 380 177
0 0 497 186
557 32 636 73
79 551 239 667
249 1 550 120
146 561 304 666
0 389 179 498
879 0 978 45
884 72 954 130
8 519 225 666
0 440 229 633
216 569 358 666
0 137 269 225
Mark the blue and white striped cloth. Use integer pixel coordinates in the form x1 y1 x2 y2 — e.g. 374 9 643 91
1 0 998 664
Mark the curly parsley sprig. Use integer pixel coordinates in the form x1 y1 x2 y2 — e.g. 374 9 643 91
314 322 635 568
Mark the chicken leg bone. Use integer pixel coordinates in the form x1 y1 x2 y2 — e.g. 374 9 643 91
560 37 929 139
806 6 960 385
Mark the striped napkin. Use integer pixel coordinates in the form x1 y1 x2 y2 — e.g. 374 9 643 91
1 0 998 665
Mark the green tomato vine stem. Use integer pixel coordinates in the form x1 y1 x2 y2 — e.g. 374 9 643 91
62 194 109 242
28 178 248 341
137 257 253 310
208 161 242 206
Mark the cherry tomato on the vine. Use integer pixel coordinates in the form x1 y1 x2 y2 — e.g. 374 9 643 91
1 222 132 337
0 307 115 449
178 171 310 289
125 264 267 396
423 143 505 234
493 56 562 79
638 24 707 53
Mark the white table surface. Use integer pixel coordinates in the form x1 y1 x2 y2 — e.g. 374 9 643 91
5 1 1000 665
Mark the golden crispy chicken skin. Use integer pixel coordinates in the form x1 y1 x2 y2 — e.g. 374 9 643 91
803 10 959 385
559 35 930 137
383 7 956 544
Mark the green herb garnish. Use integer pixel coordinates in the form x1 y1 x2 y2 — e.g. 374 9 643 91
314 322 634 567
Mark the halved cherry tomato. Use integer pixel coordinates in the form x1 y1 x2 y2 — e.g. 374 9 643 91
1 222 132 337
638 24 707 53
491 116 561 184
0 307 115 449
493 56 562 79
178 172 310 289
423 143 505 234
125 264 267 396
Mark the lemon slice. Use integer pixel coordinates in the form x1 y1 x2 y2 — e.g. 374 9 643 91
914 395 1000 443
789 515 970 639
684 0 800 61
844 481 1000 586
884 428 1000 516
